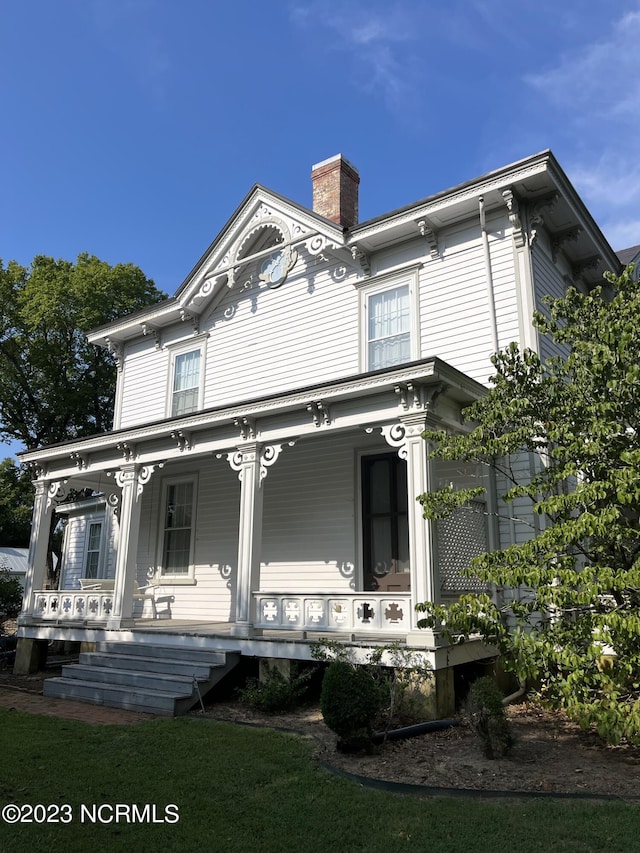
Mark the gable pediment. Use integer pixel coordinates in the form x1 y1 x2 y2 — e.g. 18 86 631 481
88 186 351 348
176 187 349 319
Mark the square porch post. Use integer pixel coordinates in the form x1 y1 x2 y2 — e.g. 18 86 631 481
230 444 264 637
384 413 442 646
18 478 66 623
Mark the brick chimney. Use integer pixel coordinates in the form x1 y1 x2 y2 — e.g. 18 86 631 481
311 154 359 228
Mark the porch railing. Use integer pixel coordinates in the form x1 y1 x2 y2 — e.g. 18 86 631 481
254 592 412 634
31 590 113 622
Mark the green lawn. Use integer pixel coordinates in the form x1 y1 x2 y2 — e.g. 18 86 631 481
0 708 638 853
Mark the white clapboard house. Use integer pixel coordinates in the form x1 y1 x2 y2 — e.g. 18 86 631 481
15 151 622 715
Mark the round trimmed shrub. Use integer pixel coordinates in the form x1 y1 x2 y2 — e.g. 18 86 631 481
320 661 383 751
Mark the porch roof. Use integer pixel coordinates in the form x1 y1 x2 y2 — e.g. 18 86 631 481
20 356 485 481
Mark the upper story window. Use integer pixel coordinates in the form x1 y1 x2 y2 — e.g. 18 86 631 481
361 270 419 371
368 284 410 369
172 349 201 416
166 336 208 418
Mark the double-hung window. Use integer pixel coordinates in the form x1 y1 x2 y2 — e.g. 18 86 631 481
362 271 419 371
171 349 201 416
84 521 103 579
160 477 197 577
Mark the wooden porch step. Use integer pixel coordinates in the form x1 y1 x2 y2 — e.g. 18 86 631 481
43 642 241 716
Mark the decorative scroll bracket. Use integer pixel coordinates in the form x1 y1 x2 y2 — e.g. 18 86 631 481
416 218 440 259
233 416 256 442
350 244 371 276
307 400 331 428
70 451 89 470
218 440 296 483
179 309 200 335
394 381 446 412
551 226 583 263
140 323 162 349
106 338 124 371
113 462 165 500
45 479 71 513
171 430 192 452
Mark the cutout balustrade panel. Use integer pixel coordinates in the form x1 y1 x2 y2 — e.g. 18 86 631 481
255 593 411 633
33 591 113 621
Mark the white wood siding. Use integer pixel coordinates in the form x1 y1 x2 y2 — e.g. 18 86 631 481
260 432 375 592
421 243 492 378
532 242 570 363
117 210 527 427
203 262 360 408
135 459 239 621
119 338 169 428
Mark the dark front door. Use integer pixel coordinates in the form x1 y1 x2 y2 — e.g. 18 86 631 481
361 453 410 591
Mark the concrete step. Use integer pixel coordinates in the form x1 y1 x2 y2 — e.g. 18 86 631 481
60 663 198 693
79 651 216 679
43 677 191 715
43 645 242 716
98 642 229 665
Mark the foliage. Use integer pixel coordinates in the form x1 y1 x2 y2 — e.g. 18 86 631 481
0 567 23 617
416 266 640 744
237 663 314 713
320 660 384 751
0 254 164 587
366 642 433 731
0 253 164 449
0 458 32 545
313 640 432 741
466 677 513 759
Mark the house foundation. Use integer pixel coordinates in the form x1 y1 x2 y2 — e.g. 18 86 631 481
13 637 48 675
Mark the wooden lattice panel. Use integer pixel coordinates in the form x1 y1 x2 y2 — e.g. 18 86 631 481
437 500 488 593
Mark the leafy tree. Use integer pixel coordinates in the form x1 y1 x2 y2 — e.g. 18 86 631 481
0 253 165 585
0 458 33 546
0 567 23 618
416 266 640 745
0 253 164 449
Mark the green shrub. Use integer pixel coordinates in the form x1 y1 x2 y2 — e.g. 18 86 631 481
466 676 513 759
312 640 433 735
237 664 313 713
0 568 23 618
320 661 384 752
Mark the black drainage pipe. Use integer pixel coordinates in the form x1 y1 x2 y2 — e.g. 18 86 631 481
372 718 459 744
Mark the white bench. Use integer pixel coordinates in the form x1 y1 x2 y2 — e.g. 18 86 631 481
79 578 174 619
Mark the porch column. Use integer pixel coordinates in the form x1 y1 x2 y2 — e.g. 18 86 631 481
382 410 441 644
402 414 439 615
223 441 291 637
107 463 160 629
18 478 69 623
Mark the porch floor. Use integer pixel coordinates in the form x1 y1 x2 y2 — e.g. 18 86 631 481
130 618 403 644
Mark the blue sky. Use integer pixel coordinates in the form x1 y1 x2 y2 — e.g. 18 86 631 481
2 0 640 455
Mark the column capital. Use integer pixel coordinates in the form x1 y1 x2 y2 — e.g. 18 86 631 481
220 440 296 482
112 461 165 499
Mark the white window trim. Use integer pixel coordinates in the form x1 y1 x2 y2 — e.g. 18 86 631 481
359 269 420 372
165 335 208 418
156 473 199 583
